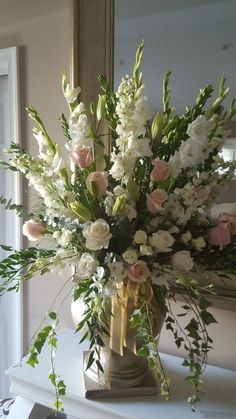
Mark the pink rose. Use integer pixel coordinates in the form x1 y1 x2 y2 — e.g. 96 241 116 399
22 220 45 241
126 260 150 283
195 187 209 202
218 212 236 235
70 145 93 168
146 189 168 213
150 159 171 182
208 223 231 250
86 171 108 196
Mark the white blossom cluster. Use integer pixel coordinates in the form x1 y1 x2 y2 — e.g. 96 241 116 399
110 75 152 182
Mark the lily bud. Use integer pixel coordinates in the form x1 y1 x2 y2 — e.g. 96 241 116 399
151 112 167 140
70 201 92 221
112 194 126 217
96 94 106 121
127 180 140 202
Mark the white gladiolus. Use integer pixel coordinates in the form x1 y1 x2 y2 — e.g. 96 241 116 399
187 115 213 141
64 84 81 103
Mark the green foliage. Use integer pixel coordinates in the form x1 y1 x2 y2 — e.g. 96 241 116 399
0 196 23 216
166 278 217 411
27 313 66 413
59 113 71 141
130 297 170 400
0 247 55 297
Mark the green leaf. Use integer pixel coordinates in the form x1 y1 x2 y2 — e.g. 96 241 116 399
86 351 95 370
199 297 212 310
48 312 57 321
138 345 150 357
200 310 217 326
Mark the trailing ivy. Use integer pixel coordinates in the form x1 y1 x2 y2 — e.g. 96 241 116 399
130 296 171 400
27 312 66 413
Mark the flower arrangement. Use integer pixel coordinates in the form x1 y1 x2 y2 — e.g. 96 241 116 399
1 41 236 411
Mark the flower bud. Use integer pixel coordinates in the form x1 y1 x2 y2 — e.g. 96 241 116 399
96 94 106 121
151 112 167 140
70 201 92 221
112 194 126 217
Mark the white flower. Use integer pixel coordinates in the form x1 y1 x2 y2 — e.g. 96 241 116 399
64 84 81 103
168 225 179 234
53 231 61 241
134 230 147 244
102 281 118 297
179 137 203 168
108 261 125 282
76 253 99 280
51 152 63 174
123 204 137 221
140 245 153 256
122 249 138 264
83 219 112 250
170 151 182 178
181 231 192 244
191 237 206 251
113 186 126 196
149 230 175 252
187 115 213 141
110 159 125 180
59 230 73 247
171 251 193 272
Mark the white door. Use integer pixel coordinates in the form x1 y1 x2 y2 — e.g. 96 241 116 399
0 47 22 398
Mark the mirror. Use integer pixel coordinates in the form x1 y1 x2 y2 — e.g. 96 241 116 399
114 0 236 307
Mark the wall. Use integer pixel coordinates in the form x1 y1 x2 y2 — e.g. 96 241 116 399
0 0 73 347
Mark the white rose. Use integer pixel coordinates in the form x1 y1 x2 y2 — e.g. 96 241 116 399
171 251 193 272
140 245 153 256
191 237 206 251
187 115 213 141
134 230 147 244
76 253 99 280
122 249 138 264
60 230 73 246
181 231 192 244
149 230 175 252
83 219 112 250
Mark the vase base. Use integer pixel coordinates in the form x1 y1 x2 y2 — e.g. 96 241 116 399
83 351 158 400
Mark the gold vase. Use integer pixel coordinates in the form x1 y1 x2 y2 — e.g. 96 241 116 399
71 287 164 399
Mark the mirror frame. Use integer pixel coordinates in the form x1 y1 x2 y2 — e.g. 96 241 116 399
72 0 236 310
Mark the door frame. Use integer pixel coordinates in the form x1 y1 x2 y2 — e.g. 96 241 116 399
0 46 22 395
